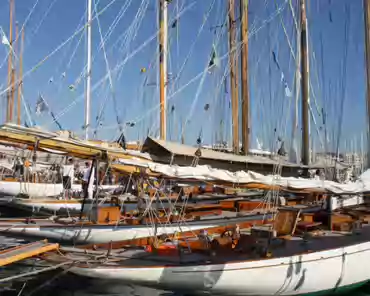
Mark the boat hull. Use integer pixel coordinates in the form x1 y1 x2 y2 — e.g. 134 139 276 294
0 215 263 245
0 181 65 198
65 238 370 295
1 184 121 214
0 181 118 199
2 198 84 214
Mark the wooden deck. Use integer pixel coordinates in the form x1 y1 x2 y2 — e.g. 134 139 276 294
0 240 59 267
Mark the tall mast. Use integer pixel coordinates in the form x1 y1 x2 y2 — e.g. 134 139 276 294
364 0 370 168
9 21 17 124
85 0 92 140
159 0 168 140
228 0 239 154
14 22 19 124
240 0 250 155
17 26 24 125
6 0 14 123
300 0 310 166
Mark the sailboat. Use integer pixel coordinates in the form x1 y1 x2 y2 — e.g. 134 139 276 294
0 123 154 213
43 206 370 295
37 160 370 293
39 1 370 295
0 121 336 245
0 133 364 245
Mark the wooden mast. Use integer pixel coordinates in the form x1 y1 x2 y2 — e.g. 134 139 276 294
228 0 239 154
14 22 18 125
10 59 15 123
6 0 14 123
364 0 370 168
300 0 310 166
17 26 24 126
9 21 18 124
240 0 250 155
159 0 168 140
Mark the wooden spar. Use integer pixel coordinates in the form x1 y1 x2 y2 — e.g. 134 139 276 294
364 0 370 168
10 64 15 123
159 0 168 140
0 129 103 158
6 0 14 123
300 0 310 166
0 240 59 267
17 26 24 126
240 0 250 155
228 0 239 154
9 22 19 122
0 125 156 163
10 22 17 124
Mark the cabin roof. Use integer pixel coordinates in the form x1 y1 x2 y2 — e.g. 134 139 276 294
142 137 339 169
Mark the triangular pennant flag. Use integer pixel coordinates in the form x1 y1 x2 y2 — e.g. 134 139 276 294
208 44 219 73
0 27 10 48
1 34 10 47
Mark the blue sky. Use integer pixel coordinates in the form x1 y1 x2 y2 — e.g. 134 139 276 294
0 0 367 154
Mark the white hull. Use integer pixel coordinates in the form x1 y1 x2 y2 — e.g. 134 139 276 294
0 181 66 198
67 235 370 295
0 180 119 199
0 221 222 244
3 198 85 213
2 195 137 215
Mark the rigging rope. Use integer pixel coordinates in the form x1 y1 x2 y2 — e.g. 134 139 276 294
48 2 196 130
141 0 291 142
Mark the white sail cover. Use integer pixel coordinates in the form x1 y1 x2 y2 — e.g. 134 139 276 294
0 124 368 195
117 157 370 195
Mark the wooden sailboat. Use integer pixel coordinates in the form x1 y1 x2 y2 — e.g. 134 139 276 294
1 10 369 296
0 208 276 245
43 206 370 295
0 122 151 212
38 1 370 295
0 121 341 245
0 147 365 244
0 117 366 244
